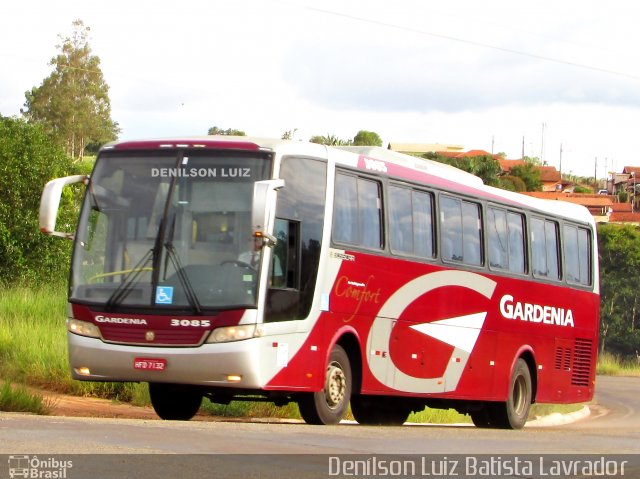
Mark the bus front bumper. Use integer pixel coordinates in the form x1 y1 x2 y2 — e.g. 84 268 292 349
67 332 266 388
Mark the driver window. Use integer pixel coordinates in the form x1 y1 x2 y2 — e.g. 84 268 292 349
271 218 297 288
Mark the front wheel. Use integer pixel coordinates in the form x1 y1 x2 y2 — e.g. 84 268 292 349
298 345 352 425
149 383 203 421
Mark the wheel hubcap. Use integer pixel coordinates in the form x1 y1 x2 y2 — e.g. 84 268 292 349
325 361 346 409
512 375 527 416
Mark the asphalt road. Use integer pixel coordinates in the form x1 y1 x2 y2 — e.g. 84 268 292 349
0 375 638 478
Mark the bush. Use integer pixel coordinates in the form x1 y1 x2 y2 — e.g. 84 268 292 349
573 185 592 194
0 116 83 286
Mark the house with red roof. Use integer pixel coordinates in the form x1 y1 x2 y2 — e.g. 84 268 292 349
388 143 640 223
524 192 614 222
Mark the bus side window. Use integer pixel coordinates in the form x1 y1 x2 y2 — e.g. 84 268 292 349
440 196 463 262
488 208 525 274
564 224 592 286
531 217 560 280
564 225 579 283
358 178 383 249
531 218 547 277
413 190 434 258
333 172 383 250
440 195 481 265
488 207 508 270
507 212 526 274
389 186 435 258
544 220 560 279
389 185 413 254
462 201 482 266
333 173 358 244
577 227 591 285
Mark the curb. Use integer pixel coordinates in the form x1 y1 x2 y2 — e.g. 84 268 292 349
525 405 591 427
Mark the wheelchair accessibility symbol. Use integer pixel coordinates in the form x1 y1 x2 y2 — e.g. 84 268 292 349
155 286 174 305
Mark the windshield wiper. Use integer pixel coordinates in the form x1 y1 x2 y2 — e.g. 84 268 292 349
105 247 154 311
164 242 202 314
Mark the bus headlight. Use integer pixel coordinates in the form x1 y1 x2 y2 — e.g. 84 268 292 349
67 319 101 338
206 324 261 343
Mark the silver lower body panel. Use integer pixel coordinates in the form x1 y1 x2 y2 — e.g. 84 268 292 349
67 332 265 388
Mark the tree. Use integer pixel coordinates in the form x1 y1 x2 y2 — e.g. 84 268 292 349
0 116 86 285
309 134 352 146
281 129 297 140
468 155 501 187
425 153 501 186
508 163 542 191
523 155 542 166
498 175 527 192
22 20 119 161
352 130 382 147
598 223 640 358
207 126 246 136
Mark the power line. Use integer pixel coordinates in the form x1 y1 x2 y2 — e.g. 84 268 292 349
284 2 640 82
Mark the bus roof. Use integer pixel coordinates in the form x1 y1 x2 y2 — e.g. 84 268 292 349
101 137 594 226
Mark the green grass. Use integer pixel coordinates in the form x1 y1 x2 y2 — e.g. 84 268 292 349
596 351 640 376
409 407 470 424
0 381 51 415
0 286 144 401
201 399 303 420
0 286 635 421
0 287 69 389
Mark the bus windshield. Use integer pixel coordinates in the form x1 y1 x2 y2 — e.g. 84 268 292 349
70 149 273 311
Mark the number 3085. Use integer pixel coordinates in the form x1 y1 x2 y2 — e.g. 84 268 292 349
170 319 211 327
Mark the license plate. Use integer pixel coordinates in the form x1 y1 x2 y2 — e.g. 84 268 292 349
134 358 167 371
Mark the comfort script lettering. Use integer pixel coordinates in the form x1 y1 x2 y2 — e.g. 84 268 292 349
334 275 382 322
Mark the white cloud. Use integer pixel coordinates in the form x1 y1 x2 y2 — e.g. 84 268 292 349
1 0 639 176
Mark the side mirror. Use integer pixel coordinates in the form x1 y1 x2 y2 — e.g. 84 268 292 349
39 175 88 239
252 179 285 245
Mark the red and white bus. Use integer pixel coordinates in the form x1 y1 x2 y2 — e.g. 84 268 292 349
40 137 599 428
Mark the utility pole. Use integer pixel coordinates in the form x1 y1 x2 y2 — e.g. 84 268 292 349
594 157 598 190
633 172 636 213
541 122 546 164
559 143 563 177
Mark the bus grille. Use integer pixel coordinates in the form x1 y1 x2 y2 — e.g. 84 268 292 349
99 326 207 346
571 338 593 387
554 347 572 371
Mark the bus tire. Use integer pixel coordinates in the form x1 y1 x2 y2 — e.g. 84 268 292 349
298 345 352 425
470 407 494 428
351 396 411 426
149 383 203 421
490 358 532 429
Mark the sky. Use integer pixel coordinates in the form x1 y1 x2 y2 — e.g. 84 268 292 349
1 0 639 178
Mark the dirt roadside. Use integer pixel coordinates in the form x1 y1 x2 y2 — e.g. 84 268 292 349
41 389 162 420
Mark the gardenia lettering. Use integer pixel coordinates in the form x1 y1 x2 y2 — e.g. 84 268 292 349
95 315 148 325
499 294 574 327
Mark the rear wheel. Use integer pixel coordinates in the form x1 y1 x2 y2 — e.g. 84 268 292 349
470 407 494 428
502 358 533 429
351 396 412 426
149 383 203 421
298 345 352 425
472 359 532 429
